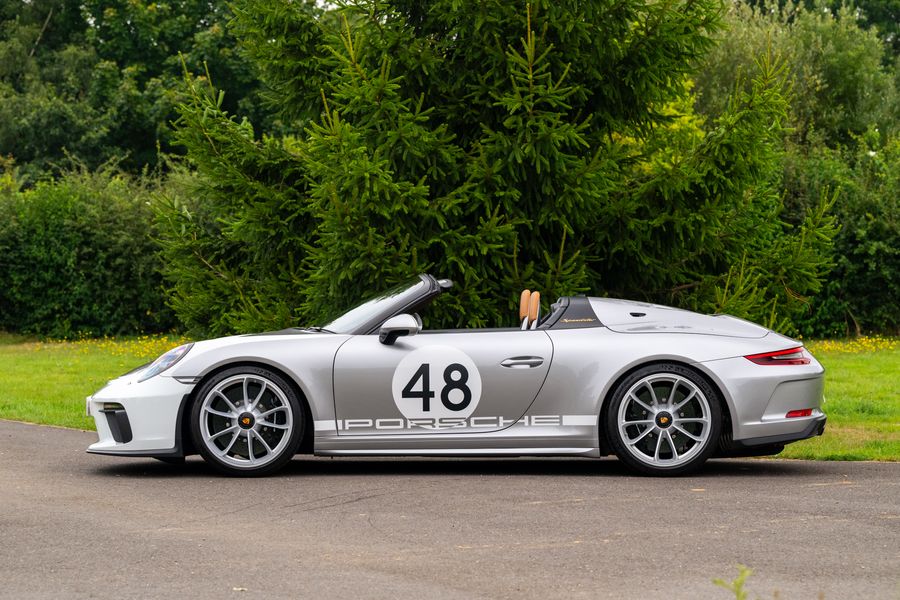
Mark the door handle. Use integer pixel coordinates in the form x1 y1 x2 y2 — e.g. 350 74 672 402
500 356 544 369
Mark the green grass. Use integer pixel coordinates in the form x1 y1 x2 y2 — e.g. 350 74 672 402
779 339 899 461
0 335 187 429
0 333 897 460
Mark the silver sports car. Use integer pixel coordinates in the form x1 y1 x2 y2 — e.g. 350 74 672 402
86 274 826 476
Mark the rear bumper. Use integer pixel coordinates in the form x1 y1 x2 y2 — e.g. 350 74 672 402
699 352 826 443
731 414 826 448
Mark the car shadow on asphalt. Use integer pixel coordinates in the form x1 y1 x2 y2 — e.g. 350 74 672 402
89 456 821 480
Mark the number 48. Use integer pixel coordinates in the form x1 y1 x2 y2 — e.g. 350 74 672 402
401 363 472 411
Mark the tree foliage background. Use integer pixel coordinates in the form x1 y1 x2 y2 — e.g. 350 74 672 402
156 0 838 336
0 0 896 338
694 0 899 335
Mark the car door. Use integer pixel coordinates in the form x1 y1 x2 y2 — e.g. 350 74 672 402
332 329 553 436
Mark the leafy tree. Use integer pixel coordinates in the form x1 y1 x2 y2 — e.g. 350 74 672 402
746 0 900 57
854 0 900 56
158 0 836 336
695 1 897 146
0 0 267 180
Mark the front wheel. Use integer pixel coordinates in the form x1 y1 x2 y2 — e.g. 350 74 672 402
605 363 722 476
190 366 304 476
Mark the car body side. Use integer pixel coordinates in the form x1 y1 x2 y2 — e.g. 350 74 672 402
87 314 825 459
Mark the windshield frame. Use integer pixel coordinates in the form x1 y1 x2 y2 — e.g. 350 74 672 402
321 274 441 335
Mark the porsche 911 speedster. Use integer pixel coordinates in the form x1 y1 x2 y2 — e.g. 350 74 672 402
86 274 826 476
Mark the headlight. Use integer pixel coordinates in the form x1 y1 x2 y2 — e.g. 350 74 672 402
137 343 194 382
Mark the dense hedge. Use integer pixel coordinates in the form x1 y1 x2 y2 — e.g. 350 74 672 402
0 167 172 336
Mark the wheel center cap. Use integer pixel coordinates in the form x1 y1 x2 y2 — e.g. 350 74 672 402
655 411 673 429
238 412 255 430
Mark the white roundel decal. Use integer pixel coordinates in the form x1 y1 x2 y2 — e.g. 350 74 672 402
391 346 483 427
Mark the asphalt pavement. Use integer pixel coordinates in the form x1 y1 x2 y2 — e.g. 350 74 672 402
0 419 898 599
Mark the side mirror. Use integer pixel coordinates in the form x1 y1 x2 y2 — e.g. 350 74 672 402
378 314 421 345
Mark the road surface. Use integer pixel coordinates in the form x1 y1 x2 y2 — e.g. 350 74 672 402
1 419 898 599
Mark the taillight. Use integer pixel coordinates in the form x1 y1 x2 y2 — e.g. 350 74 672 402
786 409 813 418
744 347 810 366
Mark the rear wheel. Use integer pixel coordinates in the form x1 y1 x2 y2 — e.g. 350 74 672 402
190 366 304 476
605 363 722 476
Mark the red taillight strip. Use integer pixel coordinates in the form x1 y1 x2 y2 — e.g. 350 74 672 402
744 346 811 366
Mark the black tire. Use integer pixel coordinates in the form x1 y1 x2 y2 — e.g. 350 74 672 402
605 363 722 476
190 365 305 477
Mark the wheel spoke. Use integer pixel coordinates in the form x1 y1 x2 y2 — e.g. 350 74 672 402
629 393 654 413
249 380 267 411
204 406 236 419
217 430 240 457
258 419 289 430
644 382 659 405
673 424 703 442
668 380 680 404
672 390 697 412
665 430 679 460
209 425 237 441
675 417 708 424
259 405 287 418
626 425 655 446
253 430 274 455
624 419 655 425
653 432 663 460
242 377 251 406
246 430 255 463
215 391 239 414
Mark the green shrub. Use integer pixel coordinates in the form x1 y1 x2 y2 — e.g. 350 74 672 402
0 166 173 336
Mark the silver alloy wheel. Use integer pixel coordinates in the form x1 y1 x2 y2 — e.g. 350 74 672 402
198 374 294 469
617 373 711 468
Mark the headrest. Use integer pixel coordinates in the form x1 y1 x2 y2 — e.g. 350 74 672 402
528 291 541 323
519 289 532 321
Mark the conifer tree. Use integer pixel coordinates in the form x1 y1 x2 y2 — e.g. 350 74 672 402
158 0 835 335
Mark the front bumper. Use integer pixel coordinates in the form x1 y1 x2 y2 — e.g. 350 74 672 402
86 374 193 457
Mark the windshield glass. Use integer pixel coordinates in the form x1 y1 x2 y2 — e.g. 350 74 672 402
322 277 427 334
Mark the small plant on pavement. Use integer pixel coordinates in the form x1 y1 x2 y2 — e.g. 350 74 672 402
713 565 755 599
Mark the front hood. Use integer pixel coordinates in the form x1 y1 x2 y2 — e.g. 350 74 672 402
588 298 769 338
164 330 347 379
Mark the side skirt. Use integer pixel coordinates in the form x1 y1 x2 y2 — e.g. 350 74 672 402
316 447 601 457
